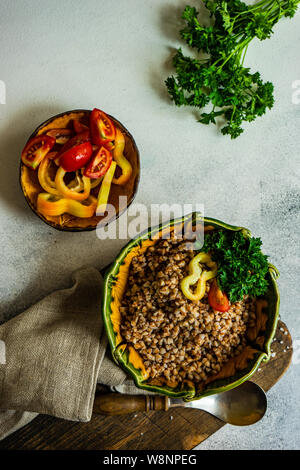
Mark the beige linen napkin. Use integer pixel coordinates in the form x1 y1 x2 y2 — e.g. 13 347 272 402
0 267 129 441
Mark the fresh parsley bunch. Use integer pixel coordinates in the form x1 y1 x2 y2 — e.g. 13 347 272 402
165 0 299 138
201 229 270 302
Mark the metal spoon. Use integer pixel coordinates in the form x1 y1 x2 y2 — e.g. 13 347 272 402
94 381 267 426
170 381 267 425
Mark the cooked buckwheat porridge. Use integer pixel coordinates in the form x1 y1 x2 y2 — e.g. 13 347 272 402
120 235 256 383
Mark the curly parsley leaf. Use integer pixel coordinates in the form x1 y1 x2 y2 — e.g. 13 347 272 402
165 0 299 138
201 230 270 302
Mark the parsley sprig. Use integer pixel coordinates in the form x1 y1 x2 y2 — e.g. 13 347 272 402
201 229 270 302
165 0 299 138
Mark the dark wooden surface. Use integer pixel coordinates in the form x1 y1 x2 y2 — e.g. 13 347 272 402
0 320 292 450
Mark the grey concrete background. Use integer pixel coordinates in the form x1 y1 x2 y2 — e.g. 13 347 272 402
0 0 299 449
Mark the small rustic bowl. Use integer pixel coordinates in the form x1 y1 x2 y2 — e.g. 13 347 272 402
20 109 140 231
102 213 280 401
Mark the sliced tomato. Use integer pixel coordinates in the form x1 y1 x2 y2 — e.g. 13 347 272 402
208 279 230 312
84 146 112 179
46 128 73 145
57 130 90 157
90 108 116 146
57 131 91 163
105 141 115 151
60 141 93 172
73 120 89 134
21 135 55 169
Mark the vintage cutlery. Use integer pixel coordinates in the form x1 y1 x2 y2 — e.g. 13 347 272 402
93 380 267 426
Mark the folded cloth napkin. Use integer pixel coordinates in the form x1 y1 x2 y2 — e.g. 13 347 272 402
0 267 133 441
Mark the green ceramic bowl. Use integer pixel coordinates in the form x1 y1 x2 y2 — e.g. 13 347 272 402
102 213 280 400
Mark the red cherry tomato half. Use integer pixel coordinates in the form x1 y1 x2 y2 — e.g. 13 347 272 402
90 108 116 146
46 128 73 145
73 120 89 134
208 279 230 312
84 146 112 179
60 141 93 172
57 130 90 155
21 135 55 169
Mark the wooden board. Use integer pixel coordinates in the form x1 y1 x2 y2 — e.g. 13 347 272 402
0 320 292 450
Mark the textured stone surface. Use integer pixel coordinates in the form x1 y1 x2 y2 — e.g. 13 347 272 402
0 0 299 449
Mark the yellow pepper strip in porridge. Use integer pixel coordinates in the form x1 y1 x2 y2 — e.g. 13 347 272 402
181 252 217 301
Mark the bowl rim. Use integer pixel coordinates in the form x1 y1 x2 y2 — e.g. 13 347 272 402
19 109 140 232
102 212 280 400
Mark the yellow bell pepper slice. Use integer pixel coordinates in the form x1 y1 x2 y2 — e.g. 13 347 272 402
96 161 116 214
181 252 217 302
112 128 132 185
39 158 96 198
90 177 103 189
67 171 84 192
38 155 60 196
55 166 91 201
65 172 101 191
37 193 97 218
